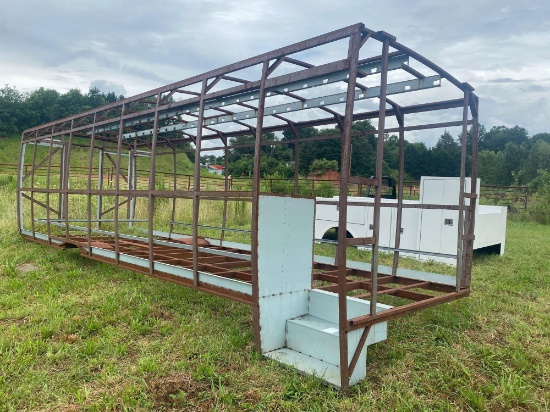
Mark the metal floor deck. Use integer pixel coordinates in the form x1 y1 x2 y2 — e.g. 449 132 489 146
22 233 468 328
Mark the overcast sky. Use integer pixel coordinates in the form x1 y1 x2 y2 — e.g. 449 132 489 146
1 0 548 142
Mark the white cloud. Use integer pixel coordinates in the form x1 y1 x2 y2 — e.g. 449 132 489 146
89 80 127 96
0 0 548 136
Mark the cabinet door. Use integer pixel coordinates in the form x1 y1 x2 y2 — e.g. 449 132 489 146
418 209 443 255
390 207 420 257
378 207 393 248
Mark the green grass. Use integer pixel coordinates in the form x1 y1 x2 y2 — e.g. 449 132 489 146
0 184 549 411
0 135 201 178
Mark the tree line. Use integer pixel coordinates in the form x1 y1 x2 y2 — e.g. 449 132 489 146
2 85 549 189
218 121 550 190
0 85 124 135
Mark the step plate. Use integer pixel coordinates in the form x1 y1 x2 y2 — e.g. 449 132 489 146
265 348 345 387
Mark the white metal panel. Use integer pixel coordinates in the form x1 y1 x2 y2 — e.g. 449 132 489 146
378 207 393 248
286 314 368 382
265 348 344 387
420 178 446 205
475 205 507 253
257 195 314 295
258 291 309 353
257 195 315 353
315 201 338 221
420 177 479 206
308 290 390 344
389 204 421 259
347 205 366 225
418 208 443 256
440 210 459 256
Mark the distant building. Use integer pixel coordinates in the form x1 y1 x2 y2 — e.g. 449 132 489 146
207 164 224 175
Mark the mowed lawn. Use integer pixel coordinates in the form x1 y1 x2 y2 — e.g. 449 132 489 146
0 183 548 411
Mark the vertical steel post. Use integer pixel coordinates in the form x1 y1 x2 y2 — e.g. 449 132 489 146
30 135 38 239
392 110 405 276
58 138 65 220
97 144 104 229
87 115 98 253
46 125 55 245
294 134 300 196
16 137 26 233
456 90 470 291
463 96 479 288
192 79 208 287
148 93 162 275
130 140 137 225
221 136 229 244
370 36 390 318
251 60 270 349
337 31 362 391
126 148 132 221
63 121 73 239
114 104 126 264
169 143 177 238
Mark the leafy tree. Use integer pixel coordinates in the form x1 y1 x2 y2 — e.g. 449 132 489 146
309 158 338 176
429 130 461 177
0 85 125 135
404 142 430 180
523 140 550 183
0 85 25 134
531 133 550 145
480 125 529 152
478 150 505 185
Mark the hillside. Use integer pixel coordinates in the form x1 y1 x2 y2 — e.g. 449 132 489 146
0 136 200 177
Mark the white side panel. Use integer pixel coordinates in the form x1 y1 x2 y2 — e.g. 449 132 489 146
257 195 314 353
474 205 508 253
420 178 446 205
347 205 366 225
418 209 443 255
265 348 343 388
258 291 309 353
315 202 338 222
420 177 479 206
258 196 314 295
440 210 460 255
389 205 421 258
378 207 393 248
308 290 390 344
286 315 368 382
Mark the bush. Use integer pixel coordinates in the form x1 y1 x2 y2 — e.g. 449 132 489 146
313 181 336 198
524 170 550 224
309 158 338 176
0 175 16 191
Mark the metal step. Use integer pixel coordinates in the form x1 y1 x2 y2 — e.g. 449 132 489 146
286 314 386 367
264 290 394 388
265 348 346 388
285 314 367 384
308 289 392 344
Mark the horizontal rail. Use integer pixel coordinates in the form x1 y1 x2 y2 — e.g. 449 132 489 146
347 289 470 330
171 222 251 233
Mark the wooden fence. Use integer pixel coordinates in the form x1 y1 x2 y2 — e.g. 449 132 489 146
1 162 528 211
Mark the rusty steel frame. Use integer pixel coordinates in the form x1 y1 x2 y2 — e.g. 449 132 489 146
17 23 479 390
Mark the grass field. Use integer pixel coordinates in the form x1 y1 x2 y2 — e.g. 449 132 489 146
0 180 549 411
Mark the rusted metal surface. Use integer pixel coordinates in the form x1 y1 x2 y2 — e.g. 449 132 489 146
17 23 478 390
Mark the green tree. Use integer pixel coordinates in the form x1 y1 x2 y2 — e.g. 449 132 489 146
478 150 505 185
0 85 25 134
309 158 338 176
480 125 529 152
523 140 550 183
